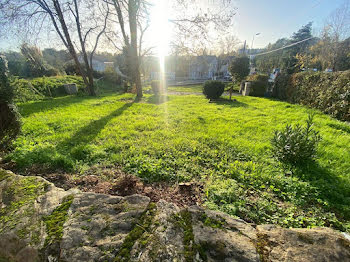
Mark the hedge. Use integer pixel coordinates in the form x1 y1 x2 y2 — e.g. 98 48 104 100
274 70 350 121
10 75 84 102
246 74 269 97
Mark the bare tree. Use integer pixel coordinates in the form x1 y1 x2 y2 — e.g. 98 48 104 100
103 0 236 98
326 0 350 41
318 0 350 70
0 0 110 96
103 0 150 99
169 0 237 56
217 35 241 56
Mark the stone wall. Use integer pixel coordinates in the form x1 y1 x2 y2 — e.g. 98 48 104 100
1 169 349 262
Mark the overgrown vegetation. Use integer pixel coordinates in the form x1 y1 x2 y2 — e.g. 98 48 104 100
10 75 85 102
0 55 21 150
271 114 321 165
274 70 350 121
4 92 350 232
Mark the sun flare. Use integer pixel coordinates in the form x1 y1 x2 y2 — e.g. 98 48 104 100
150 0 170 124
150 1 170 60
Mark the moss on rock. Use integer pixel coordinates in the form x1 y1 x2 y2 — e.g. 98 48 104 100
0 175 47 237
0 169 10 182
115 202 157 262
43 194 74 247
171 209 208 262
199 211 226 229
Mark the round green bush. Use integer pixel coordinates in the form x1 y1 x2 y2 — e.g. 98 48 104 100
203 80 225 100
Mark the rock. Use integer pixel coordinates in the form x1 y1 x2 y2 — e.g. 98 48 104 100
64 83 78 94
256 224 350 262
60 193 150 262
189 206 260 262
131 200 184 262
1 169 350 262
243 82 251 96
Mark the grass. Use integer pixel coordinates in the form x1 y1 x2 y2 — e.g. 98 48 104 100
167 85 203 93
6 89 350 232
167 83 239 93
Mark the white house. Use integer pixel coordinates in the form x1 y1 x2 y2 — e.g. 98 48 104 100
78 56 114 72
188 56 218 80
150 71 176 81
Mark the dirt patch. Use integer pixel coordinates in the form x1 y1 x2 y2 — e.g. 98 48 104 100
77 173 203 208
7 165 203 208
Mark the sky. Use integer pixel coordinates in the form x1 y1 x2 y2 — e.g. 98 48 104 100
233 0 345 48
0 0 346 52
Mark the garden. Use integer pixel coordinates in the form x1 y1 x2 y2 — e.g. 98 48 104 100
3 80 350 232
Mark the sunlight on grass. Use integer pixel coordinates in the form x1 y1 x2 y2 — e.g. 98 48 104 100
9 93 350 232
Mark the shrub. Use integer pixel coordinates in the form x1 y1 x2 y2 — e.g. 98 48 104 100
271 114 321 165
103 67 121 84
229 56 250 83
273 72 290 100
225 82 240 93
0 55 21 150
203 80 225 100
44 67 60 77
0 56 13 103
273 70 350 121
246 74 269 97
246 74 269 82
93 70 104 79
249 81 267 97
64 61 80 75
151 80 161 94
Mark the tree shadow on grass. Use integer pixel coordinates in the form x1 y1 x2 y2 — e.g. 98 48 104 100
146 95 169 105
57 102 134 154
19 96 93 117
210 97 249 108
5 102 134 172
294 161 350 223
327 123 350 134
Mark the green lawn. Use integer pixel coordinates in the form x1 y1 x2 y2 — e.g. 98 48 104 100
7 91 350 231
167 85 203 93
167 83 239 93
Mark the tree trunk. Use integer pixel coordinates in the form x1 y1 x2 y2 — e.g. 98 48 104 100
129 0 142 99
73 0 96 96
53 0 94 96
80 48 95 96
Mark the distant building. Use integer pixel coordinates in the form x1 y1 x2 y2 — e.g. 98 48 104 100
143 55 238 81
150 71 176 81
188 56 218 80
78 56 114 72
